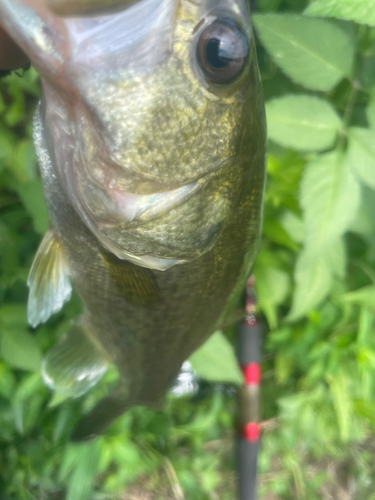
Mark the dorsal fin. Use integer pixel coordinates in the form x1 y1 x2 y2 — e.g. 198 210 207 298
27 228 72 328
42 319 109 398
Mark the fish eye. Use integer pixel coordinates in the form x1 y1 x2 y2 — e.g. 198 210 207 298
196 19 249 85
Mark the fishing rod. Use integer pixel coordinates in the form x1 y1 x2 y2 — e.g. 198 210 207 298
236 1 263 496
236 276 263 500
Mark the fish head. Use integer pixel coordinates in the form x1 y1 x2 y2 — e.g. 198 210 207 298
0 0 265 270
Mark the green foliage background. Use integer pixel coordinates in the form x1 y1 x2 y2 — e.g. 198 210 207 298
1 0 375 498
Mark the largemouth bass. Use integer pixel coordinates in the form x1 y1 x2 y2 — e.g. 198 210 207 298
0 0 266 440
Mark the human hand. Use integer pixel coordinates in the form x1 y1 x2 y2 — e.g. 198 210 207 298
0 24 29 71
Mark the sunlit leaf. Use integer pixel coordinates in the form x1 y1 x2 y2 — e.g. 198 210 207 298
341 286 375 308
327 373 351 442
275 352 294 384
189 331 243 384
306 0 375 26
66 442 101 500
287 251 332 321
266 95 341 151
347 127 375 189
357 307 374 347
253 14 354 90
349 185 375 238
353 399 375 425
280 211 304 244
327 238 347 280
254 265 290 329
301 151 360 259
0 329 42 372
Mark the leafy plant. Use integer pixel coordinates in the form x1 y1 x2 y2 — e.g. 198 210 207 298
1 0 375 499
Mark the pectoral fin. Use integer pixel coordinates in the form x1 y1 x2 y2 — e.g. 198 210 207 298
27 228 72 328
42 320 108 398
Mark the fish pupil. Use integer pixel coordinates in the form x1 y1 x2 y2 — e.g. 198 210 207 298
196 18 249 86
205 38 230 69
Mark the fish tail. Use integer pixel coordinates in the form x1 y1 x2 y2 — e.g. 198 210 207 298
71 386 130 442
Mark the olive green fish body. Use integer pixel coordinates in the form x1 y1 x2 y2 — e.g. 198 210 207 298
0 0 266 438
35 78 264 418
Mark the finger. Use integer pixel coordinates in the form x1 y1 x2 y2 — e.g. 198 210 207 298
0 24 29 71
47 0 139 16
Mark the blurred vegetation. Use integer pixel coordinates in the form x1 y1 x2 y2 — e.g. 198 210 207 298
1 0 375 499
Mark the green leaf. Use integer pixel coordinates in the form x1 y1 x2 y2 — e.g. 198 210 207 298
0 124 16 169
326 238 347 279
275 352 293 384
0 329 42 371
13 373 43 405
0 223 19 285
280 211 304 244
0 304 27 328
327 372 351 442
266 95 341 151
254 265 290 329
0 363 16 399
306 0 375 27
347 127 375 189
287 251 332 322
301 151 360 259
357 307 374 346
22 394 44 433
189 331 242 385
341 285 375 308
253 14 354 91
353 399 375 426
367 97 375 130
16 180 49 235
288 238 346 321
66 442 101 500
349 186 375 238
263 219 299 250
48 392 71 408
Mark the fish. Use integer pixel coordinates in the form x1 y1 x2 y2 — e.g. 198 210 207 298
0 0 266 441
47 0 139 17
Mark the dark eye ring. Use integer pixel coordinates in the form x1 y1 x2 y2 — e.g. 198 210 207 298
196 18 249 85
